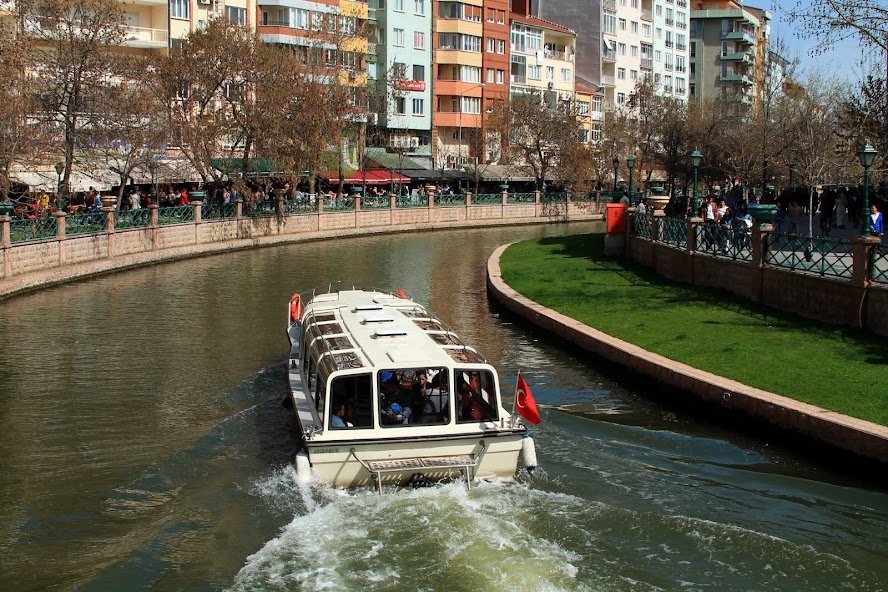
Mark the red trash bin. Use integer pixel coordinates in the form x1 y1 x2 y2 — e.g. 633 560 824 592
606 203 628 234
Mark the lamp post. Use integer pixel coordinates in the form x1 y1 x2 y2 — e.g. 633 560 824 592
689 150 703 218
457 83 484 168
626 154 635 204
857 144 878 237
54 161 65 212
612 157 619 191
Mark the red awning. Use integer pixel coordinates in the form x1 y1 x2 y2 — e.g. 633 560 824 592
319 169 411 185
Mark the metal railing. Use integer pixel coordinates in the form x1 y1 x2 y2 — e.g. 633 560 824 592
67 210 107 236
114 208 152 230
871 245 888 285
203 202 237 219
633 211 651 239
471 193 501 205
694 222 752 262
10 216 57 243
157 205 195 225
359 195 391 210
542 192 568 203
396 194 429 208
766 232 854 280
507 192 536 204
435 193 466 207
659 215 687 248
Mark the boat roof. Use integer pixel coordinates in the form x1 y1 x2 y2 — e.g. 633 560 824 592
300 288 487 374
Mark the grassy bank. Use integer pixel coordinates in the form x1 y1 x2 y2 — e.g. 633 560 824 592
499 233 888 427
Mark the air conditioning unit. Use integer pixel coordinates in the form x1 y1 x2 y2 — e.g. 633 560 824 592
197 0 210 5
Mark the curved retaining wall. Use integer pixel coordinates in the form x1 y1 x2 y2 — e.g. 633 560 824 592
0 201 601 300
487 243 888 464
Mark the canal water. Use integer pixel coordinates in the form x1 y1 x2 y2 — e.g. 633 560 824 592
0 223 886 591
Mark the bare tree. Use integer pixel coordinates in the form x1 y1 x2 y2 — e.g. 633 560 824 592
786 0 888 53
22 0 127 195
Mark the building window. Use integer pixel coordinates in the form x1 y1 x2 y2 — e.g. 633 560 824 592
631 45 638 57
546 66 554 80
656 5 662 16
631 21 638 33
412 98 424 115
617 67 626 80
461 65 481 82
592 123 601 141
603 13 616 35
295 8 309 29
528 65 541 80
690 41 696 57
618 42 626 55
487 37 495 52
561 68 570 82
487 8 495 22
689 62 695 79
394 28 405 46
414 0 424 15
578 101 589 115
497 10 505 24
619 18 626 31
654 50 661 61
497 39 505 54
689 83 695 96
395 97 406 114
642 23 651 38
225 6 247 27
630 69 637 80
617 92 626 105
461 96 481 114
394 0 404 11
170 0 189 20
340 15 355 34
487 68 495 82
496 69 504 84
593 96 602 111
414 31 425 49
413 64 425 81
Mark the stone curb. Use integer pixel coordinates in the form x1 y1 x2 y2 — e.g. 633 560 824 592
487 243 888 464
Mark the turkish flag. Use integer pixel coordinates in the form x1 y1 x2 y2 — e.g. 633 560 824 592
515 374 541 425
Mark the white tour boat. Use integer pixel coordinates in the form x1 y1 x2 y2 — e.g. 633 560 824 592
286 283 535 492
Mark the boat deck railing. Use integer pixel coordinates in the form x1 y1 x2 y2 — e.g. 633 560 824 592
349 441 486 494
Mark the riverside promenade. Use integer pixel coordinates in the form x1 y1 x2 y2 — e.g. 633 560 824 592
486 243 888 465
0 192 601 299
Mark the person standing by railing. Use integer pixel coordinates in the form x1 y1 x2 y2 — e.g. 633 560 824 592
871 204 883 238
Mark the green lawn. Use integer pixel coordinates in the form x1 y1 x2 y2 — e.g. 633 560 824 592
500 233 888 426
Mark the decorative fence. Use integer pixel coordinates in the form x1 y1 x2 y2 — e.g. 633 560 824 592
625 208 888 335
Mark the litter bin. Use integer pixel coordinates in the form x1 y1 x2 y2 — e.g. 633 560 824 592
606 203 628 234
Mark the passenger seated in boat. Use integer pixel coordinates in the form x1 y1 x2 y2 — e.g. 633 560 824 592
330 401 353 428
381 402 408 424
457 379 495 422
422 371 449 423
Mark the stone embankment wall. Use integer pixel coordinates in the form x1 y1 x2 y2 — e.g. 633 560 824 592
487 243 888 464
0 196 599 299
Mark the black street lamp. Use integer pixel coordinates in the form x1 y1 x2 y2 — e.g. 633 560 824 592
857 144 878 237
612 157 619 191
626 154 636 203
689 150 703 218
54 162 65 213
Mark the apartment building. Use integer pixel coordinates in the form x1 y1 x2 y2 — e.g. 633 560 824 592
508 11 576 103
688 0 771 107
171 0 254 43
366 0 432 151
575 76 605 144
652 0 689 100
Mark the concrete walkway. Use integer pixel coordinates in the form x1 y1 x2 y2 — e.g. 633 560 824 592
486 243 888 464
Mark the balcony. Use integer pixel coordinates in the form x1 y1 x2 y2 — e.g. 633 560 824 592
641 9 652 21
676 21 686 29
544 49 568 61
676 0 687 6
122 26 168 49
601 75 615 86
720 72 753 85
640 57 653 68
603 0 616 10
675 65 686 72
603 49 616 62
722 29 756 45
665 18 673 26
676 43 686 51
720 51 752 63
664 63 673 71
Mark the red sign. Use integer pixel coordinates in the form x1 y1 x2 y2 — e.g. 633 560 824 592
394 80 426 92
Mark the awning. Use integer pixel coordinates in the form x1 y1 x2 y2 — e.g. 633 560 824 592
363 147 426 171
131 159 202 184
479 164 534 182
320 169 411 185
399 169 467 182
11 170 115 192
209 157 299 177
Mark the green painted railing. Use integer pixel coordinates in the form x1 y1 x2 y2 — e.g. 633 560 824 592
871 245 888 285
471 193 501 205
244 200 277 217
766 232 854 279
435 193 466 207
542 192 568 203
10 216 57 243
507 192 536 204
694 222 752 262
396 194 428 208
114 208 152 230
67 210 107 236
158 205 195 225
203 203 237 219
322 197 353 212
633 211 651 239
660 216 687 248
359 195 390 210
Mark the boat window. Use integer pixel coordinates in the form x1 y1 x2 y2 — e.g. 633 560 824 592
378 367 451 427
328 373 373 430
445 348 486 364
455 369 499 423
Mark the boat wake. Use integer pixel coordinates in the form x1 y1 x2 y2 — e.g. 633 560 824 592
231 474 593 592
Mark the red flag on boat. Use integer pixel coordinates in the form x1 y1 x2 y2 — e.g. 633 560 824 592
515 373 541 425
